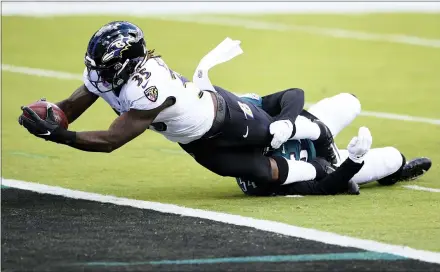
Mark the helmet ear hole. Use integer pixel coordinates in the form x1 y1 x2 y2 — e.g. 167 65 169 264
115 59 130 77
114 62 123 71
116 58 142 84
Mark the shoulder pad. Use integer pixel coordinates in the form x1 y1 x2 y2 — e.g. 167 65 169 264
120 73 169 111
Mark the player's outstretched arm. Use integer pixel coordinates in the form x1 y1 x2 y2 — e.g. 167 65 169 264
69 108 160 152
55 84 99 124
20 100 170 153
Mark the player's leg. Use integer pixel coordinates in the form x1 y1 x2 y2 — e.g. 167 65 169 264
235 177 278 196
380 157 431 185
236 177 346 196
236 156 361 196
181 137 361 197
338 147 432 185
338 147 404 185
180 138 275 183
180 138 327 189
305 94 432 184
344 147 404 185
294 93 361 165
307 93 362 137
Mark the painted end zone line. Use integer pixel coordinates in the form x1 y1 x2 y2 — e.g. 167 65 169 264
2 178 440 264
3 64 440 126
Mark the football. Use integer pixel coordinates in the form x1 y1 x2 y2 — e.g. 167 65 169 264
22 101 69 129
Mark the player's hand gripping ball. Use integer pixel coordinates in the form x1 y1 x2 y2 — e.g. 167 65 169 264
20 99 68 129
18 98 70 142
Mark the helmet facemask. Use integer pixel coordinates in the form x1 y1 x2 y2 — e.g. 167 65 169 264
86 59 126 93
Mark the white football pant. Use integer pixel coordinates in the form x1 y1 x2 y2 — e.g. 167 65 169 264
308 93 403 185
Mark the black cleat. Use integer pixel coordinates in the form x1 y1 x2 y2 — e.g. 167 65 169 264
313 120 340 165
378 156 432 186
398 157 432 182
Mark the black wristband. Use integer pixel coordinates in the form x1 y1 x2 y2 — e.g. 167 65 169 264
50 127 77 145
61 130 77 145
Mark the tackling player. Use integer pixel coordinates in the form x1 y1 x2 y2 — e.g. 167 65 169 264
235 93 432 196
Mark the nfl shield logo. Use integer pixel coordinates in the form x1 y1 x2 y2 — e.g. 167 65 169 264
144 86 158 102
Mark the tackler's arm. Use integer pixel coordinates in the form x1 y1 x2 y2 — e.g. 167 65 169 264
277 127 372 196
261 88 305 125
263 89 305 149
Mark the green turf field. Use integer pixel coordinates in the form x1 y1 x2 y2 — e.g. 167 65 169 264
2 14 440 251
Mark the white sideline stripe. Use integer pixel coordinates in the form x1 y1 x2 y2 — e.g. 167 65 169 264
2 178 440 264
152 15 440 49
2 64 82 81
403 185 440 193
3 64 440 126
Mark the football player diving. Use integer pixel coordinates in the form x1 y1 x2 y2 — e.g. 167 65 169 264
18 21 431 196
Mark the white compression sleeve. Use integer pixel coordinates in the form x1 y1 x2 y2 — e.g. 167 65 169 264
283 159 317 185
290 116 320 140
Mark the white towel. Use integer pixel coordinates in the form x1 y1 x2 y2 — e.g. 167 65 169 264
193 37 243 92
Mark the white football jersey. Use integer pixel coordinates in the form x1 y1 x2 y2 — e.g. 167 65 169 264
83 57 215 144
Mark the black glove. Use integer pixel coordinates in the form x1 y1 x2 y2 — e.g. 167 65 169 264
19 105 76 144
